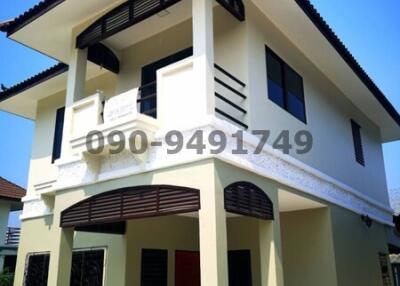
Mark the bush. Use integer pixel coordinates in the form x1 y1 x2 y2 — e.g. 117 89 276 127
0 268 14 286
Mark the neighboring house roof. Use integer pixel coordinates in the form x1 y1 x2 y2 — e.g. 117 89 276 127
390 188 400 216
0 0 399 128
0 177 26 201
0 63 68 102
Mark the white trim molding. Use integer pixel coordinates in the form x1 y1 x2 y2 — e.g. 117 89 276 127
25 116 393 225
20 195 53 221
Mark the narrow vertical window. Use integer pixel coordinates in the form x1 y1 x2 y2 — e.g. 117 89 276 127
24 253 50 286
266 47 306 123
52 107 65 163
141 249 168 286
351 120 365 166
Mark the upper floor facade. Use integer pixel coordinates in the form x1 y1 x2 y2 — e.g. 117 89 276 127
0 0 399 225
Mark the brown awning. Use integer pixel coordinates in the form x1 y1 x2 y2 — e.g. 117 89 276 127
61 185 200 228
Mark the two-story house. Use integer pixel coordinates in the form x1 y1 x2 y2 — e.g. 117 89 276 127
0 0 399 285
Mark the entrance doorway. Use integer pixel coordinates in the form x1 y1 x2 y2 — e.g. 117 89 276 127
175 251 200 286
174 250 252 286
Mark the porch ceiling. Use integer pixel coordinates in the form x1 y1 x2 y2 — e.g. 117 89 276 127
278 190 325 212
7 0 126 62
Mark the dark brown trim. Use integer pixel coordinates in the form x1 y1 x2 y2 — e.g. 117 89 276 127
60 185 200 228
75 221 126 235
76 0 182 49
216 0 245 21
224 181 274 220
0 63 68 103
87 43 120 74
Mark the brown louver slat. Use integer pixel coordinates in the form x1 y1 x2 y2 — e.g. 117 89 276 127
77 0 182 49
224 182 274 220
60 185 200 228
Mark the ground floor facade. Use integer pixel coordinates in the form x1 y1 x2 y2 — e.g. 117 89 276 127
13 159 392 285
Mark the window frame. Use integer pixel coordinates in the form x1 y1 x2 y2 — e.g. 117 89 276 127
51 106 65 163
350 119 365 166
70 248 106 286
265 46 307 123
23 252 50 286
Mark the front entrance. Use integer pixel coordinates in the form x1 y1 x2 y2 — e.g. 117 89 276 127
174 250 252 286
175 251 200 286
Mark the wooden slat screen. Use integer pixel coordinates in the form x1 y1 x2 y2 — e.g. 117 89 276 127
61 185 200 228
216 0 245 21
224 182 274 220
141 249 168 286
77 0 181 49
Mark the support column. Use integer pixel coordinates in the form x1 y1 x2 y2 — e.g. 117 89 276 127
61 48 88 157
198 185 229 285
192 0 215 116
47 227 74 286
259 220 284 286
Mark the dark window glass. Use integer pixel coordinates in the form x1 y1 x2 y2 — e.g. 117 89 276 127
24 253 50 286
70 249 104 286
266 52 285 108
141 249 168 286
351 120 365 166
266 47 306 123
52 107 65 163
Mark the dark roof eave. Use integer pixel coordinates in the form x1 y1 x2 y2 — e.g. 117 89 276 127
3 0 65 36
0 63 68 103
295 0 400 127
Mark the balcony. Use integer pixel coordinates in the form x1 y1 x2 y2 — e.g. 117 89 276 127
4 227 20 246
67 57 246 158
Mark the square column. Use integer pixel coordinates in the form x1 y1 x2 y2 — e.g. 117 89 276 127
259 220 284 286
192 0 215 116
198 185 229 285
47 227 74 286
61 48 88 157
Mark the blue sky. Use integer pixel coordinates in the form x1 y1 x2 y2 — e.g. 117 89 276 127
0 1 399 226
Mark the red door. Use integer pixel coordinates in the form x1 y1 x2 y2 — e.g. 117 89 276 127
175 251 200 286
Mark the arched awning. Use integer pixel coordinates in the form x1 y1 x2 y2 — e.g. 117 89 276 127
224 181 274 220
76 0 245 49
60 185 200 228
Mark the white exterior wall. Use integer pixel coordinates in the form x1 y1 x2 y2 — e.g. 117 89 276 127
245 2 389 205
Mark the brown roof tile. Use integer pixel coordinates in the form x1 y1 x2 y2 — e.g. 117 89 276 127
0 177 26 201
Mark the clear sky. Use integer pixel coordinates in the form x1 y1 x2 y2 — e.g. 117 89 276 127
0 0 399 226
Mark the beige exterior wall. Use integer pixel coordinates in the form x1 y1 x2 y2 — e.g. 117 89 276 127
280 208 338 286
330 205 391 286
